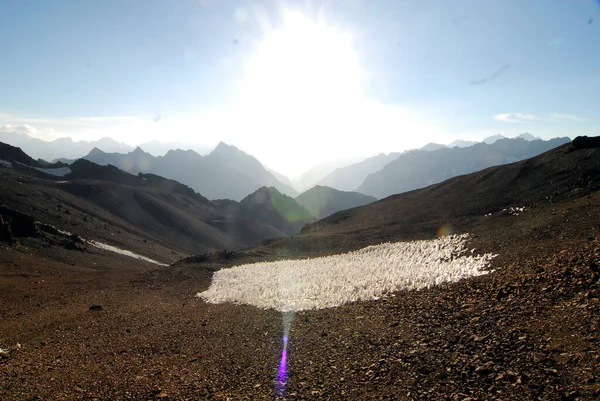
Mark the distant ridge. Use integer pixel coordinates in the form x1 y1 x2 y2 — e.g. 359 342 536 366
357 136 571 199
0 130 134 161
215 186 315 235
317 152 402 193
295 185 376 219
76 142 297 201
316 134 549 193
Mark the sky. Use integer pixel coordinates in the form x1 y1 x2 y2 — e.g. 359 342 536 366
0 0 599 176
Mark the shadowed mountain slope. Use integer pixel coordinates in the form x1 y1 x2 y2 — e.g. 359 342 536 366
0 151 287 258
0 141 41 166
214 186 315 235
295 185 376 219
0 141 70 178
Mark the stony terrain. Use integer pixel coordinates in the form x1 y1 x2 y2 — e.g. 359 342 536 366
0 137 599 400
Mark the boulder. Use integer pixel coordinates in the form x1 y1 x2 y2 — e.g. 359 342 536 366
0 206 38 238
0 215 15 242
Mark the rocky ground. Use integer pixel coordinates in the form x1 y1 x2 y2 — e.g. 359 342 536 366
0 191 599 400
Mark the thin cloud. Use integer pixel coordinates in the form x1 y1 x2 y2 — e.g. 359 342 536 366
0 124 58 140
0 113 142 129
493 112 587 124
550 113 585 122
493 113 540 123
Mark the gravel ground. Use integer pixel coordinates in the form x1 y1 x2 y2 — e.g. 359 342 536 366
1 202 599 400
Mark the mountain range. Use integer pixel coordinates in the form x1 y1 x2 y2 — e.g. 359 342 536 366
357 136 570 199
290 157 362 192
0 131 134 161
0 130 213 161
0 143 289 254
0 131 565 198
76 142 298 201
315 134 545 193
317 152 403 192
0 141 376 241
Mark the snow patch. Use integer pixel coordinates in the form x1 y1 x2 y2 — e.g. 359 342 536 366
504 206 527 216
197 234 496 312
34 167 71 177
0 159 12 168
87 240 168 266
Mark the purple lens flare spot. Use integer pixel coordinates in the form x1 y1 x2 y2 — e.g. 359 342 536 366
276 337 289 398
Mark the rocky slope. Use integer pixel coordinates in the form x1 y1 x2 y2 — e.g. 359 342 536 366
0 154 287 259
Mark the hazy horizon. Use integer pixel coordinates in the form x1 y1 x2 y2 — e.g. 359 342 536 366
1 0 598 176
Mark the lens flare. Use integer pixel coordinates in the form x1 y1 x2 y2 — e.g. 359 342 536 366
276 312 294 399
437 223 454 237
275 336 288 398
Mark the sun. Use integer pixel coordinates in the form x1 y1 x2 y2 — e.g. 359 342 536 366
241 10 363 112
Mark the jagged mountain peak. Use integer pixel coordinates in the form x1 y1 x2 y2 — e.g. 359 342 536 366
131 146 148 155
517 132 540 141
483 134 507 145
163 148 202 159
87 147 107 156
212 141 240 154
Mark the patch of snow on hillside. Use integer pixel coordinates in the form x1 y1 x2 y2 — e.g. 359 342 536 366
0 159 12 168
198 234 496 311
34 167 71 177
88 240 168 266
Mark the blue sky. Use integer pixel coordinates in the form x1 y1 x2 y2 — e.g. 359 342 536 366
0 0 598 176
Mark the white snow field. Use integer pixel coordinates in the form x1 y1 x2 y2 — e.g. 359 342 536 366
198 234 496 312
88 240 168 266
34 166 72 177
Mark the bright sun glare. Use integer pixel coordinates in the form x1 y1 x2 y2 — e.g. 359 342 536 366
242 10 363 111
58 9 440 177
201 9 439 176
